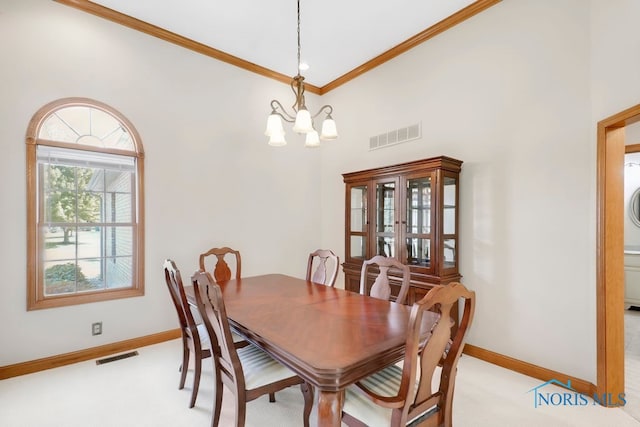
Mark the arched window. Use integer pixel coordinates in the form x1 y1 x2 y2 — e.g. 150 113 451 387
26 98 145 310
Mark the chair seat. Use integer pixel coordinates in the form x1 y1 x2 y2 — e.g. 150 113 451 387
232 330 247 344
343 364 402 427
343 364 436 427
237 344 299 390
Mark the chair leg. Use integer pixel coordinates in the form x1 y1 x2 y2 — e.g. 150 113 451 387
189 353 202 408
300 382 314 427
211 367 223 427
179 342 189 390
269 392 276 403
234 393 246 427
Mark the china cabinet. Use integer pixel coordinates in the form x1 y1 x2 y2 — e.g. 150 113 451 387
342 156 462 304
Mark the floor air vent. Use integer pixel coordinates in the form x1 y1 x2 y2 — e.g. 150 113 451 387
96 351 139 365
369 123 421 150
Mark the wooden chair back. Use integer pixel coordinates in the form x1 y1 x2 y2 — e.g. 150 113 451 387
306 249 340 286
402 282 475 426
342 282 475 427
199 246 242 283
164 259 194 332
191 271 243 390
360 255 411 304
163 259 210 407
192 271 246 427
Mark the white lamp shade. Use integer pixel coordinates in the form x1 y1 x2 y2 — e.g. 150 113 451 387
304 130 320 147
265 113 284 137
292 108 313 133
268 132 287 147
320 117 338 140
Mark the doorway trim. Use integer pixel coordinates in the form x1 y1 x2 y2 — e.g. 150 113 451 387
597 103 640 400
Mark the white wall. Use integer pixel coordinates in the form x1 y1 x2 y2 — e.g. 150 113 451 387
320 0 597 381
321 0 640 382
0 0 322 365
591 0 640 121
592 0 640 258
3 0 640 386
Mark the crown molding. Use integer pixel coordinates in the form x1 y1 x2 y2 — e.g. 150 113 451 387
55 0 501 95
320 0 502 94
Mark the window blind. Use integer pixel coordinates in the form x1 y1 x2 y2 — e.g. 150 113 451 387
37 145 135 172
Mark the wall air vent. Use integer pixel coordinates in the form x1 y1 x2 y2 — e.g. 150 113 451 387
369 123 421 150
96 351 139 365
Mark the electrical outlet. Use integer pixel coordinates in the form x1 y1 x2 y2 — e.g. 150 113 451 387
92 322 102 336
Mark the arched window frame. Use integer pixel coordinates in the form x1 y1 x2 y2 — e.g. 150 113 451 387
26 97 145 310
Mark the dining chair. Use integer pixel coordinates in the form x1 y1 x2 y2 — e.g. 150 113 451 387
360 255 411 304
199 246 242 283
306 249 340 286
163 259 211 408
191 270 314 427
198 247 250 353
341 282 475 427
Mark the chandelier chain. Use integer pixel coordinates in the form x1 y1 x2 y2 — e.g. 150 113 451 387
297 0 301 73
264 0 338 145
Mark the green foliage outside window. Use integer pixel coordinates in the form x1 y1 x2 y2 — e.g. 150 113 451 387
45 165 101 244
44 262 94 294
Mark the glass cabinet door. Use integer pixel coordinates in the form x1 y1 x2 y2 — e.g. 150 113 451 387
375 180 396 258
348 184 368 260
442 174 457 270
343 156 462 301
404 175 433 269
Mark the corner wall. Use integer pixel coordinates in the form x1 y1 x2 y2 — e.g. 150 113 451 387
0 0 322 365
319 0 597 381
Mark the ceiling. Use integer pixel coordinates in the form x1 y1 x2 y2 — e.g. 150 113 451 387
58 0 500 91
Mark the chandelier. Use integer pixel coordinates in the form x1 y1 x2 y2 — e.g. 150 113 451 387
264 0 338 147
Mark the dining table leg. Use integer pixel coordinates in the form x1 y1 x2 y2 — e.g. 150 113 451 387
317 389 344 427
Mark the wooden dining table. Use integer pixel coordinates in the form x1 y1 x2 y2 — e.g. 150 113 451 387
186 273 431 427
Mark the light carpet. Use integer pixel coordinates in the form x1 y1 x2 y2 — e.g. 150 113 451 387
1 339 639 427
